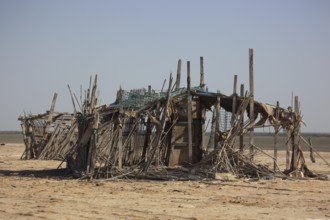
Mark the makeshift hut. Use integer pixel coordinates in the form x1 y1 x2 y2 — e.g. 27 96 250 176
19 49 320 180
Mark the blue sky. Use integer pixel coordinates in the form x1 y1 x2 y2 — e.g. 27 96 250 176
1 0 330 132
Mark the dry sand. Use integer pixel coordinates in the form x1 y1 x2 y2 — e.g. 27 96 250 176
1 143 330 220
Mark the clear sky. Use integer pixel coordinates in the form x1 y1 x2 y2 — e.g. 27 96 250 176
1 0 330 132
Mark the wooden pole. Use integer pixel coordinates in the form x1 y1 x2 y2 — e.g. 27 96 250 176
47 93 58 122
44 93 58 138
200 56 206 152
200 56 205 89
176 59 182 90
142 118 151 162
161 79 167 92
118 87 123 169
68 85 77 115
274 101 279 171
87 112 99 176
215 90 221 150
291 96 300 170
249 48 255 159
286 129 291 171
187 61 193 163
231 75 238 126
239 84 244 153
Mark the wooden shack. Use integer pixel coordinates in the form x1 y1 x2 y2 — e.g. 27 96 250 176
19 50 317 180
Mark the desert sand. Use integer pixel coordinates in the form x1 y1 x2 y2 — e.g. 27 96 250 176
1 143 330 220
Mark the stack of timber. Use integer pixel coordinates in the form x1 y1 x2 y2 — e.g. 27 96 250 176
18 53 326 180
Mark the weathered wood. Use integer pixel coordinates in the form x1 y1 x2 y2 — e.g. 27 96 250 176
176 59 182 90
286 129 291 170
18 57 307 180
44 93 58 138
90 75 98 111
87 112 99 175
142 118 151 162
200 56 205 89
161 79 167 92
187 61 193 163
143 74 173 172
291 96 300 170
231 75 238 126
47 93 58 123
274 101 279 171
199 56 206 152
215 90 221 149
118 87 124 169
239 84 244 153
249 48 255 159
207 108 215 150
286 106 293 171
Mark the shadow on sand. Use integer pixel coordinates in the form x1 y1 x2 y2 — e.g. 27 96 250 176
0 168 72 179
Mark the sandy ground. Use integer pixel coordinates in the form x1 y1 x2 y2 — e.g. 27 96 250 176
1 144 330 220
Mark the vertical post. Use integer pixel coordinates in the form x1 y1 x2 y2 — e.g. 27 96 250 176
176 59 182 90
231 75 238 126
200 56 205 89
286 129 291 170
292 96 300 170
200 56 206 152
87 112 99 176
187 61 193 163
207 109 215 150
239 84 244 153
249 48 255 159
142 118 151 162
47 93 58 123
215 90 221 149
274 101 279 171
286 106 292 170
118 87 123 169
44 93 58 138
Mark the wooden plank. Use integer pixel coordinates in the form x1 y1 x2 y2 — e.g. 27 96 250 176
187 61 193 163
